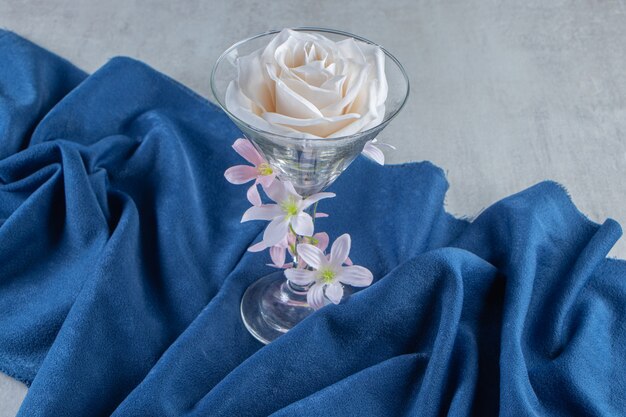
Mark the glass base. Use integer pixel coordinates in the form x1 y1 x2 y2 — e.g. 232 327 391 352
241 270 352 344
241 271 313 344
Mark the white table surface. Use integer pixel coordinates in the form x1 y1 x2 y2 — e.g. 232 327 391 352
1 0 625 414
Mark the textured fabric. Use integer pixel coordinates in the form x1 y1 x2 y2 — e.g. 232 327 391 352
0 30 625 416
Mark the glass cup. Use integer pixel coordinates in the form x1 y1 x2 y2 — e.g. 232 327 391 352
211 27 409 344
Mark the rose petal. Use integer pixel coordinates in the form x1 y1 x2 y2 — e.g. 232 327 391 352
273 36 303 69
291 212 314 237
307 283 326 310
225 81 280 130
322 61 369 116
282 73 343 110
305 42 317 63
285 268 316 286
330 234 351 266
370 46 389 109
325 283 343 304
262 112 360 138
338 265 373 287
263 217 290 247
236 50 275 112
320 74 346 92
232 138 265 166
247 184 262 206
330 63 387 137
224 165 258 185
336 38 367 63
266 64 323 119
297 243 327 270
292 62 334 87
241 205 282 222
224 82 333 138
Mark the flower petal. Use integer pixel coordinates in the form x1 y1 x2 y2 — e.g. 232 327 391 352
362 141 385 165
241 205 282 222
224 165 258 184
232 138 265 166
297 243 327 270
262 111 361 138
307 283 326 310
247 184 262 206
234 52 274 113
325 283 343 304
315 212 329 218
301 192 335 209
270 245 286 268
330 233 351 266
266 64 324 119
314 232 329 252
226 80 296 137
285 268 316 286
248 241 268 252
338 265 373 287
257 174 276 188
281 180 302 199
263 217 290 247
282 72 344 110
291 212 314 237
264 180 289 203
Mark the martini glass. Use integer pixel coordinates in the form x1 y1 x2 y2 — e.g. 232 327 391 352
211 27 409 344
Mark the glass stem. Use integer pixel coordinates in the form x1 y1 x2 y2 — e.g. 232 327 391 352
286 202 318 292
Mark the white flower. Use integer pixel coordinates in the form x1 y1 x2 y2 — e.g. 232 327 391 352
285 234 373 309
241 180 334 251
226 28 388 138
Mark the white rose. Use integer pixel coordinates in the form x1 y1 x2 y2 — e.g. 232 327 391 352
225 29 388 138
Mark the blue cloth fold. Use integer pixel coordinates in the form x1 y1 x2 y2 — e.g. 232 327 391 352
0 30 625 416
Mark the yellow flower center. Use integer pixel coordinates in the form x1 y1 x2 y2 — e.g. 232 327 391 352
257 163 273 176
280 197 299 217
319 268 336 284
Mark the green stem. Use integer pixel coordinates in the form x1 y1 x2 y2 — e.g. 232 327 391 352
288 224 299 266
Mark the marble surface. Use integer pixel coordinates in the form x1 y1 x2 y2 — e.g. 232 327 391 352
1 0 625 414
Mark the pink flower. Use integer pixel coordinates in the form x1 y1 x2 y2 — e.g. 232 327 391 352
362 139 396 165
285 234 373 309
268 232 330 269
224 138 276 206
241 181 335 251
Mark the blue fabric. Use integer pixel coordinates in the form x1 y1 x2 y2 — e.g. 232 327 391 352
1 30 625 416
